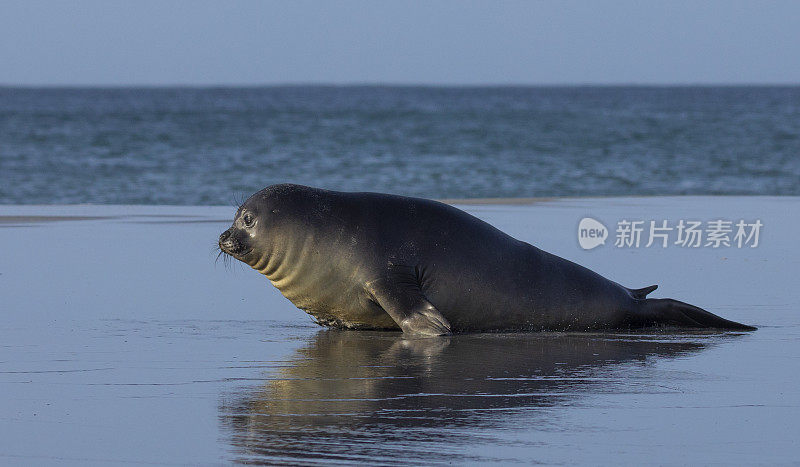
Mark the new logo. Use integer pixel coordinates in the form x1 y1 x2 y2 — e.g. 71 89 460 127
578 217 608 250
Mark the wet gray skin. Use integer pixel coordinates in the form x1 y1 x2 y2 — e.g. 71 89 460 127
219 184 755 335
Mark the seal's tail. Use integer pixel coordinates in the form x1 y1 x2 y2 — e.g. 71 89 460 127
636 297 756 330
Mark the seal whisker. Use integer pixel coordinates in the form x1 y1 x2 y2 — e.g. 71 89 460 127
231 192 247 209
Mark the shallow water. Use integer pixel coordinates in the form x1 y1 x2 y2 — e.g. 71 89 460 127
0 198 798 465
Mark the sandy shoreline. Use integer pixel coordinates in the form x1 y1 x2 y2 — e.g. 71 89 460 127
1 194 796 219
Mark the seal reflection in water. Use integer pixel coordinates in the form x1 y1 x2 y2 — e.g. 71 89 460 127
220 330 724 464
218 184 755 335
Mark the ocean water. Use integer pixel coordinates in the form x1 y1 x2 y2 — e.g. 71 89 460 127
1 86 799 205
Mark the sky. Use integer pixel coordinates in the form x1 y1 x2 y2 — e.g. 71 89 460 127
1 0 799 86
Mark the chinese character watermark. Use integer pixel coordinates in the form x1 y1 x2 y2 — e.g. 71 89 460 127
579 217 762 250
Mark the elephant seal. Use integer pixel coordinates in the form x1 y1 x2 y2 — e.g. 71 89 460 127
218 184 755 336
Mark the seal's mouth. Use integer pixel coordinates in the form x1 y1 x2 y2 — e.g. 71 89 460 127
219 241 251 259
220 243 252 259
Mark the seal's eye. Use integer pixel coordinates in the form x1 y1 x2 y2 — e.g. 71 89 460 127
243 213 255 227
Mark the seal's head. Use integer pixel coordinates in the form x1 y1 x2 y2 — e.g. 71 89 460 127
219 194 272 269
219 184 330 276
219 185 309 273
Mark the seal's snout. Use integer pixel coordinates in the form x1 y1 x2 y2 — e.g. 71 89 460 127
219 226 254 261
219 228 239 255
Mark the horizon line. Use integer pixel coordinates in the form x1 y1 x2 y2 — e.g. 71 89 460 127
2 81 800 89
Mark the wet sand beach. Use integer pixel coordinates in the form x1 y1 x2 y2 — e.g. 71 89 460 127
0 197 797 465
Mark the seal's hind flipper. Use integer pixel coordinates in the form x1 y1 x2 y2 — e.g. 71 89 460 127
629 284 658 299
366 266 451 336
636 298 756 330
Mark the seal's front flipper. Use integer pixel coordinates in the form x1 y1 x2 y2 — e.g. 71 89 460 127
397 306 451 336
367 268 451 337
